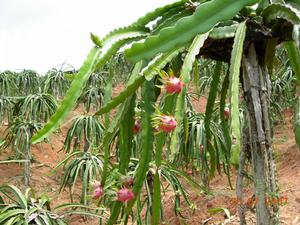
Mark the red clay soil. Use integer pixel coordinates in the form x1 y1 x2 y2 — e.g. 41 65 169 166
0 96 300 224
161 109 300 225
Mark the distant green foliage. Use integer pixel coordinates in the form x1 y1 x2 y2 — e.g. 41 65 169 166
13 93 58 123
52 151 103 204
43 68 70 98
16 70 40 95
1 118 41 159
0 70 17 96
63 115 104 153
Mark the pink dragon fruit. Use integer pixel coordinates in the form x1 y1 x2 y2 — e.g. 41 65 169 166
159 70 184 94
164 76 184 94
117 188 134 202
93 186 104 199
92 180 103 199
158 115 177 133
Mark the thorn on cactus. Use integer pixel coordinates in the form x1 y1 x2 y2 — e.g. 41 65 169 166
159 70 184 94
117 188 134 202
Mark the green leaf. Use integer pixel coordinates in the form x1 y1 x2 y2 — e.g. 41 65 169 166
219 71 231 158
107 81 155 225
0 185 27 209
262 3 300 25
286 0 300 11
51 151 81 172
0 160 29 164
204 62 222 179
256 0 270 15
219 70 233 188
170 33 209 161
94 26 149 71
133 0 186 26
119 95 136 173
152 10 193 35
100 64 144 186
142 46 186 81
151 93 177 224
156 94 177 166
90 33 103 47
265 38 278 77
152 172 161 225
126 81 155 213
32 47 101 143
285 41 300 85
0 209 25 224
285 40 300 149
209 23 238 39
208 207 231 218
229 22 247 165
125 0 259 63
94 76 145 116
103 62 114 127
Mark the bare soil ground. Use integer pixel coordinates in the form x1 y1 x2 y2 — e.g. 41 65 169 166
0 90 299 224
162 108 300 225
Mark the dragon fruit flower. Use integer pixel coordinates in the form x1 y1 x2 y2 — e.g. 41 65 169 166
93 186 104 199
159 70 184 94
117 188 134 202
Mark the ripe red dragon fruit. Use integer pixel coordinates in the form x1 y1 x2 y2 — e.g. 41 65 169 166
93 186 104 199
159 70 184 94
92 180 103 199
164 76 184 94
158 115 177 133
117 188 134 202
133 121 141 134
224 107 230 120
